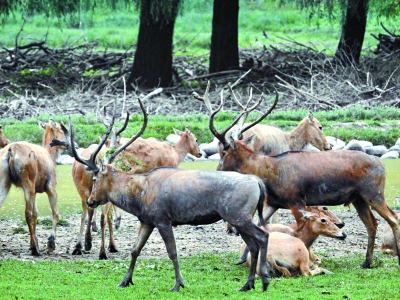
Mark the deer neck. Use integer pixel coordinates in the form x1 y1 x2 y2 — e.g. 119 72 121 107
172 135 190 163
292 221 317 249
106 167 149 216
286 124 308 151
42 137 58 162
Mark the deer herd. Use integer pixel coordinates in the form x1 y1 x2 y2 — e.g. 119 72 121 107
0 83 399 293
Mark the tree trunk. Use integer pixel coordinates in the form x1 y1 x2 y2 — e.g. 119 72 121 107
127 0 180 89
209 0 239 73
335 0 369 65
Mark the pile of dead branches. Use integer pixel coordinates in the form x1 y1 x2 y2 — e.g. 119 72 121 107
1 28 400 120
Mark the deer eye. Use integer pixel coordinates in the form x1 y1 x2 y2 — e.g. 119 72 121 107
321 218 327 224
319 126 323 130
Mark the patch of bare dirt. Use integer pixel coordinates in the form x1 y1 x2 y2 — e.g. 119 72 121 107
1 207 398 264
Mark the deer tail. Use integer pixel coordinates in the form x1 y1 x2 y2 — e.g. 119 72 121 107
257 178 267 228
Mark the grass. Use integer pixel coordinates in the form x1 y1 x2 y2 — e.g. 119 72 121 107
0 252 399 299
1 106 400 149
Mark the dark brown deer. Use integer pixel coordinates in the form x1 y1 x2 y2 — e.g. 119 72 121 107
58 100 271 292
209 90 400 269
0 125 10 148
0 142 59 255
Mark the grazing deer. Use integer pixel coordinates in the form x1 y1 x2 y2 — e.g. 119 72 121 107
0 142 59 255
59 99 271 292
0 125 10 148
206 87 400 269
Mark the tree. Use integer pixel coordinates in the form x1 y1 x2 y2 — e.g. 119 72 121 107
280 0 398 64
0 0 182 89
209 0 239 73
335 0 369 64
127 0 182 89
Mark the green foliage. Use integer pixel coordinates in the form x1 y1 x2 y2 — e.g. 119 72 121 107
37 218 70 227
11 227 28 234
0 252 398 299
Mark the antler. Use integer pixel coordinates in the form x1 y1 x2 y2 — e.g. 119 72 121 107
100 105 130 147
51 98 148 173
194 81 249 148
104 98 148 164
238 88 279 137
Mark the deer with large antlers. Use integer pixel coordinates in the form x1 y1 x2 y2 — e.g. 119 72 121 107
56 99 272 292
207 87 400 269
53 103 202 260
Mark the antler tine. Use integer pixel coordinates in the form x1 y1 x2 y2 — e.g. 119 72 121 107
115 112 130 137
239 88 279 136
209 89 249 147
193 81 213 114
50 120 74 151
69 113 115 172
106 98 148 164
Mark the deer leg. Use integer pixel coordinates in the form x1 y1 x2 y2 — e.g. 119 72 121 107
369 200 400 267
352 199 378 268
236 224 270 292
157 224 185 292
45 187 59 252
24 188 40 256
99 204 110 260
84 207 95 251
107 205 118 253
91 208 99 232
73 206 87 255
113 205 122 230
118 223 154 288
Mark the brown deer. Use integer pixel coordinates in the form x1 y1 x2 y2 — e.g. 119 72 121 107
0 142 59 255
208 88 400 269
239 210 347 266
58 99 271 292
0 125 10 148
38 119 72 163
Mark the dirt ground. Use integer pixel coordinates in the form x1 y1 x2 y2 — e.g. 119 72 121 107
0 207 398 264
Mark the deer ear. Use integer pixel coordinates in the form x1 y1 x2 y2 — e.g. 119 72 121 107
244 134 256 149
38 120 46 130
308 111 314 123
173 128 183 136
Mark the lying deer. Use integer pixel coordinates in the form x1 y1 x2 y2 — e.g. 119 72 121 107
241 232 333 277
207 87 400 269
238 211 347 266
56 99 271 292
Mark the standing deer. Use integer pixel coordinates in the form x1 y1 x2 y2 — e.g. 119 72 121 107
59 99 271 292
38 119 72 163
209 89 400 269
194 82 331 226
52 105 202 259
0 125 10 148
0 142 59 255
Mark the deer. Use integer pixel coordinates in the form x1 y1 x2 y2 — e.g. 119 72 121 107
240 232 334 277
381 213 400 256
205 86 400 269
52 105 202 260
0 141 59 256
238 210 347 266
194 82 331 225
38 119 73 164
0 125 10 148
56 99 272 292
